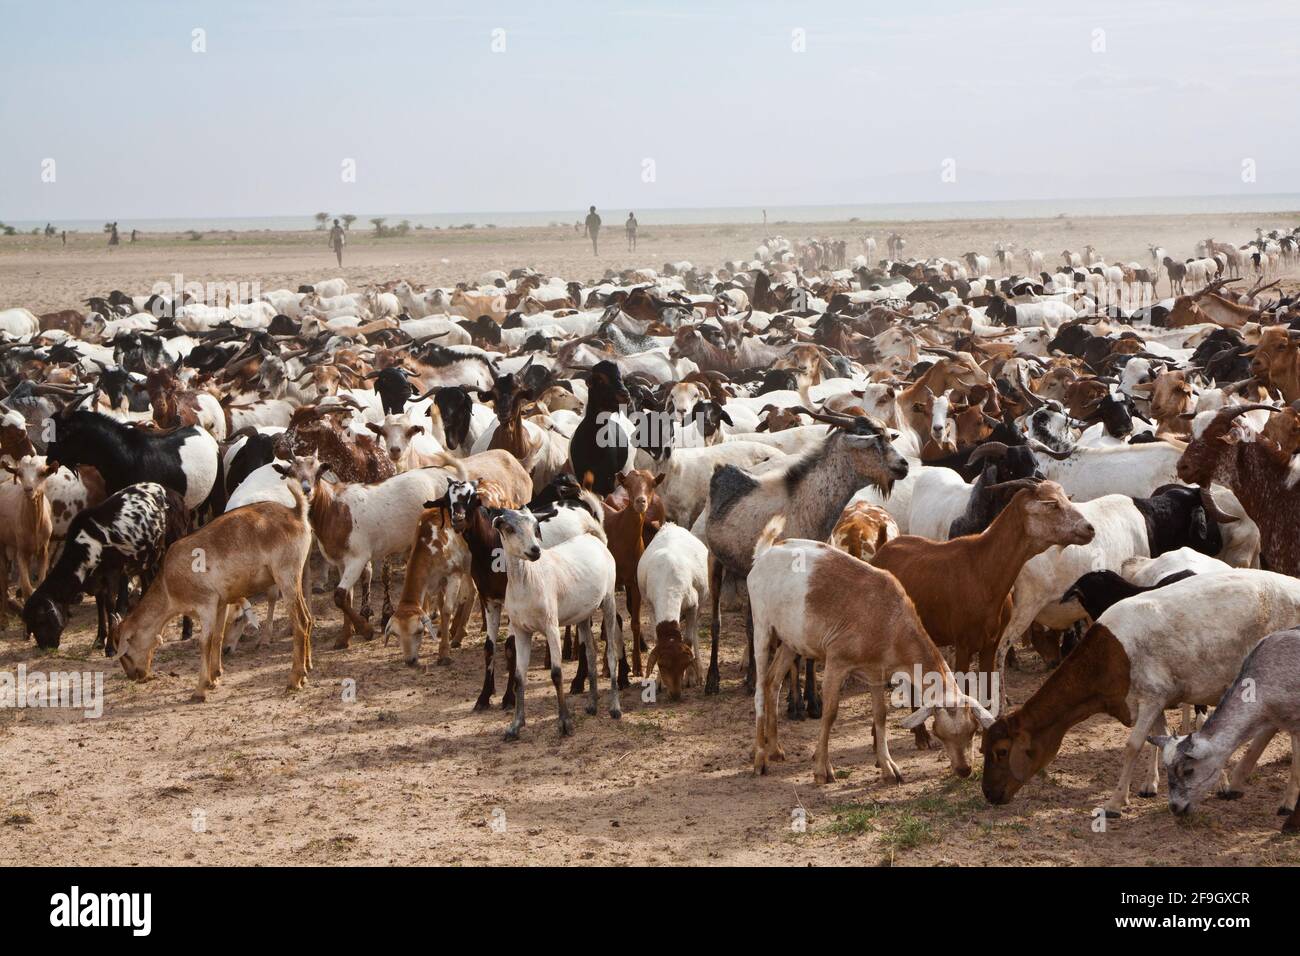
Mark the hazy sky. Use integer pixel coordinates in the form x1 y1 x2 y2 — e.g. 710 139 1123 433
2 0 1297 221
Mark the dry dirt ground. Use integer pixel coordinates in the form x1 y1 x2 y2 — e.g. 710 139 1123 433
3 567 1299 867
2 211 1300 866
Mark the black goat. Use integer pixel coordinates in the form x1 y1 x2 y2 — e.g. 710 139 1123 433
45 408 223 514
1130 484 1238 558
569 360 632 495
1061 569 1197 624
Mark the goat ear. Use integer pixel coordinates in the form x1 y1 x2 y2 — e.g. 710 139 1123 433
272 462 291 477
1147 734 1173 751
365 422 382 435
718 408 733 426
653 472 666 487
899 706 933 730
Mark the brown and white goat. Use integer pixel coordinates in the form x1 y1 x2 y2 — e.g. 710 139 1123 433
749 519 995 784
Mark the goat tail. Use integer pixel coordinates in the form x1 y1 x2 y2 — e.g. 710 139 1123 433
752 514 786 563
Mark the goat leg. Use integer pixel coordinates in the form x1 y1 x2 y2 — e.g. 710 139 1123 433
504 630 529 741
803 657 822 719
561 625 573 662
579 620 599 715
704 559 724 695
474 602 499 710
786 655 806 720
570 639 589 695
743 603 756 695
501 635 518 711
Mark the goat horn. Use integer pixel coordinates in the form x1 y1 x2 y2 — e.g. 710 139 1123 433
966 441 1009 464
1028 438 1076 460
984 477 1042 492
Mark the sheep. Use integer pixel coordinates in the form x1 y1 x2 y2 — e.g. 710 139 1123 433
982 569 1300 816
492 507 622 739
1153 628 1300 830
637 522 708 700
117 483 315 702
749 518 995 784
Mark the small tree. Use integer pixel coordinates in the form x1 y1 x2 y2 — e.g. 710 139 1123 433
370 217 387 236
314 212 329 230
341 214 357 231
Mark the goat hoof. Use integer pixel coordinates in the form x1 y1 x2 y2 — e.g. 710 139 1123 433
1103 808 1122 819
1278 804 1295 816
472 695 492 711
437 656 451 667
585 702 597 715
609 708 621 720
1218 789 1245 801
333 637 351 650
806 700 823 720
1137 787 1158 799
503 728 520 742
190 691 207 703
222 645 234 658
704 672 720 695
569 679 585 695
770 747 786 763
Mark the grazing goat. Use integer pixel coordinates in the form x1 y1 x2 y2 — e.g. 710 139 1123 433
23 482 187 652
493 508 622 739
637 522 708 700
982 569 1300 816
750 519 995 784
1154 628 1300 830
118 483 315 701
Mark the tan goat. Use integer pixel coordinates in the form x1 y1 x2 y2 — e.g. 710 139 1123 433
0 455 57 627
118 481 314 701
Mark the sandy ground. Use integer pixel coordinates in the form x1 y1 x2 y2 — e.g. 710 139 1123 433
2 209 1298 315
3 573 1299 867
3 211 1300 866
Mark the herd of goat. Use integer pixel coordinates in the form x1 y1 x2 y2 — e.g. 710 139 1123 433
4 222 1300 834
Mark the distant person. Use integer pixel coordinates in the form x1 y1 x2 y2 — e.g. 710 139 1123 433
328 217 346 267
130 229 138 243
61 230 66 246
108 222 119 247
583 206 601 255
625 212 638 251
